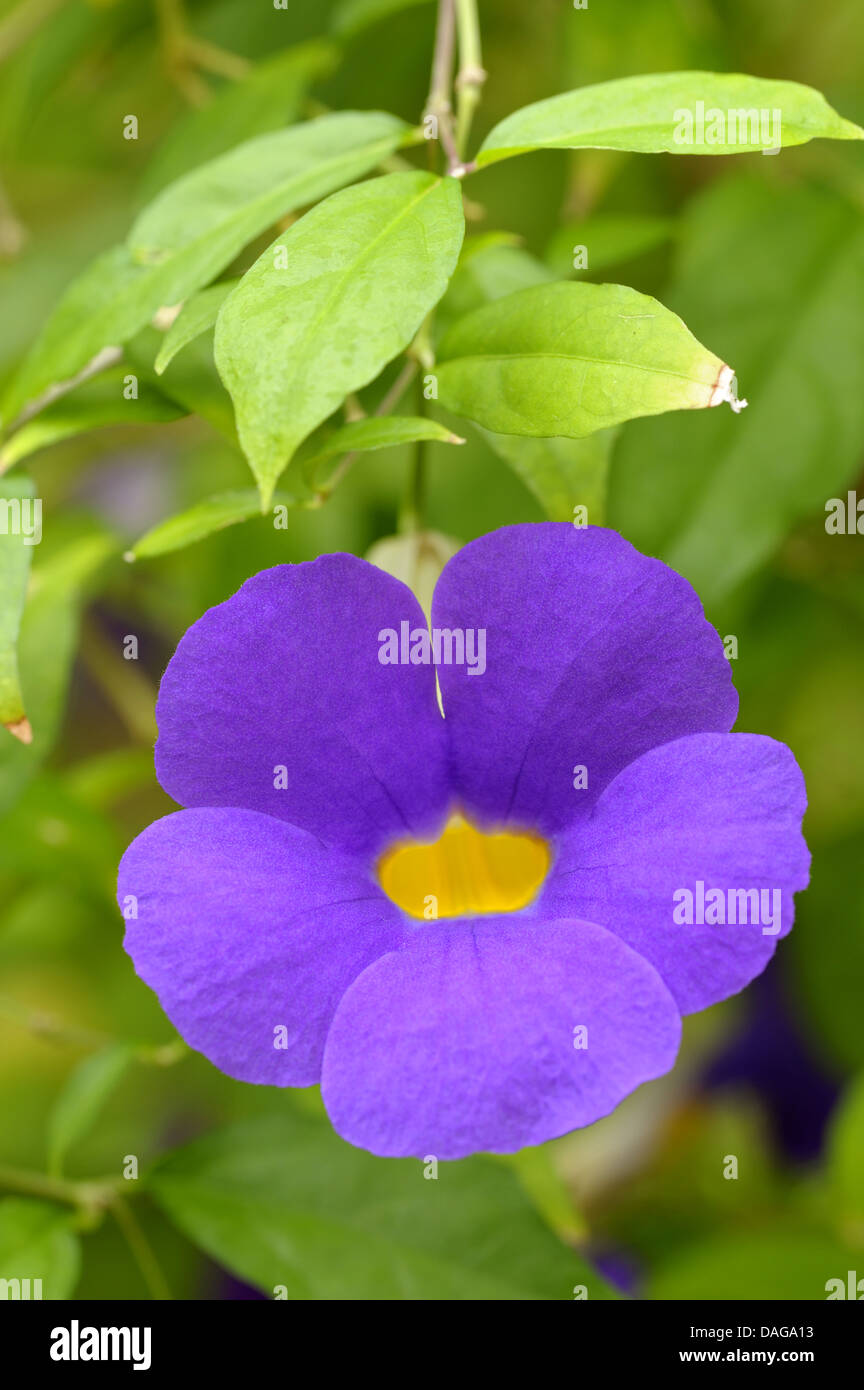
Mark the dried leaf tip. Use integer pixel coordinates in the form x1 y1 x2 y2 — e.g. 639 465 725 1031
710 364 748 414
5 716 32 744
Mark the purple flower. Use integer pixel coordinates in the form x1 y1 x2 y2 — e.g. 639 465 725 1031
118 524 809 1159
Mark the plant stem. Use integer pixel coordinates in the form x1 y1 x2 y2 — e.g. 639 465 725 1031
0 1164 120 1213
399 376 429 534
425 0 464 176
0 994 112 1050
454 0 485 158
111 1196 172 1301
316 360 418 501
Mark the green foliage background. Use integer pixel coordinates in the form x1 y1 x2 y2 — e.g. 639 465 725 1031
1 0 863 1300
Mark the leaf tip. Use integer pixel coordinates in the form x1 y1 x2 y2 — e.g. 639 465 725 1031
5 716 33 744
710 364 748 414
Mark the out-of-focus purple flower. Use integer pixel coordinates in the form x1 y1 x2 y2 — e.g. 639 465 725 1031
703 960 838 1163
118 524 809 1159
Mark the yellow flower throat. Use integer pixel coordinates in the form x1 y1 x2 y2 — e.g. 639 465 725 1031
377 815 550 921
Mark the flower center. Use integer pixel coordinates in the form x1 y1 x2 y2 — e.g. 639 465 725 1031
377 815 550 921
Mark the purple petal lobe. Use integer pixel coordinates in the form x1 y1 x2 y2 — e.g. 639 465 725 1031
321 917 681 1158
118 808 406 1085
431 523 737 834
539 733 810 1015
154 557 450 856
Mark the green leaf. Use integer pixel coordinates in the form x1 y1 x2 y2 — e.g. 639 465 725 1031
127 490 294 561
828 1071 864 1240
300 415 465 490
649 1231 855 1300
0 475 35 739
3 112 410 424
437 236 555 330
0 528 114 816
216 171 465 505
545 214 675 276
436 280 739 440
139 41 339 198
332 0 434 39
154 282 239 375
149 1114 614 1300
610 175 864 604
0 369 185 471
477 72 863 165
479 426 617 524
47 1043 134 1177
790 834 864 1072
126 328 237 443
0 1198 81 1300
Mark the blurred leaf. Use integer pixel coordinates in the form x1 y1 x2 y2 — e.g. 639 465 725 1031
0 369 185 471
301 415 465 490
127 329 236 443
0 529 114 815
216 171 464 505
828 1071 864 1240
649 1230 855 1299
48 1043 134 1178
0 474 35 737
479 426 617 523
478 72 863 165
154 282 239 375
436 281 735 439
3 112 411 423
610 176 864 603
139 41 340 198
128 489 294 560
790 835 864 1072
62 748 156 812
545 214 675 276
437 237 555 329
0 1198 80 1300
332 0 434 39
149 1114 614 1300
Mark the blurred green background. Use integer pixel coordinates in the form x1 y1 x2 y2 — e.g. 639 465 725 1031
1 0 864 1301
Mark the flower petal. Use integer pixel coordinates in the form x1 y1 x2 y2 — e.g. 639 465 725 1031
538 733 810 1015
321 917 681 1158
431 522 737 834
154 556 450 856
118 807 406 1085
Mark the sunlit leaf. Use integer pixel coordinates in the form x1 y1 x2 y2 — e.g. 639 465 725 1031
154 283 239 375
300 415 465 490
128 490 293 561
3 112 411 424
0 529 114 815
478 72 863 165
216 171 464 505
436 281 739 439
0 475 36 740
